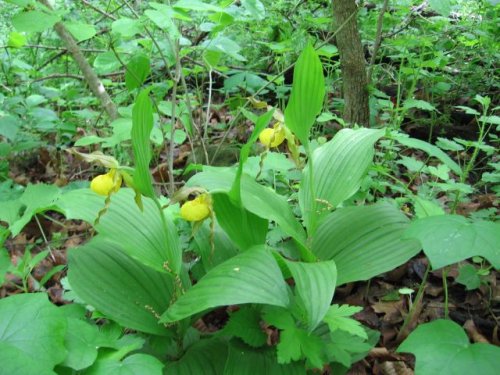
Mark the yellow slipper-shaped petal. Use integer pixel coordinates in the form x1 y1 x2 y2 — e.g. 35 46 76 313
90 170 121 196
180 194 211 222
259 127 285 148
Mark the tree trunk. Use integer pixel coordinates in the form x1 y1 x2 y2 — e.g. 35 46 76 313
332 0 370 127
38 0 119 121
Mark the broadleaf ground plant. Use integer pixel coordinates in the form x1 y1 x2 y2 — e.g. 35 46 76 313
0 0 499 374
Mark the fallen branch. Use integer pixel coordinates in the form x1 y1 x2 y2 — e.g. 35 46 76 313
38 0 118 120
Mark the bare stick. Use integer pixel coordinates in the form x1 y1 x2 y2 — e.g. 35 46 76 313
368 0 390 82
38 0 118 120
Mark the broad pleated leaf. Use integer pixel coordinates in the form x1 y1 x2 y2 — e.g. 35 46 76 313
126 54 151 91
300 128 385 235
132 89 155 198
68 238 174 336
213 192 268 250
97 188 181 274
229 109 274 202
313 203 420 285
193 221 239 272
189 170 309 258
284 43 325 146
160 246 289 323
224 340 306 375
0 293 67 374
286 259 337 331
405 215 500 269
223 307 267 347
165 339 228 375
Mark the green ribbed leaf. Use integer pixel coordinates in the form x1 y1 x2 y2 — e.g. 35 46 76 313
68 238 174 336
213 193 268 250
132 89 155 198
300 128 385 235
230 109 274 202
193 221 239 272
59 188 181 274
126 54 151 91
57 188 105 223
189 170 308 255
284 43 325 146
160 246 289 323
313 203 420 285
100 189 180 273
165 339 228 375
286 259 336 331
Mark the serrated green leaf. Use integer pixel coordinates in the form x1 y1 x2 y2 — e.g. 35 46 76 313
323 305 367 339
161 246 290 323
284 43 325 146
223 307 267 347
398 319 500 375
278 328 324 369
324 329 374 368
225 339 305 375
165 339 228 375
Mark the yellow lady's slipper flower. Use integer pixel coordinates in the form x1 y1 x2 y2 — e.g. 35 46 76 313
259 126 285 148
180 194 211 222
90 169 122 196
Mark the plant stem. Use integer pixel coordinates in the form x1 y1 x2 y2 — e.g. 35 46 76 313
442 267 449 319
397 262 430 342
34 214 55 262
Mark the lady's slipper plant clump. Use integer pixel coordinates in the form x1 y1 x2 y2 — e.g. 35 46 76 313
90 169 122 196
180 193 211 222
